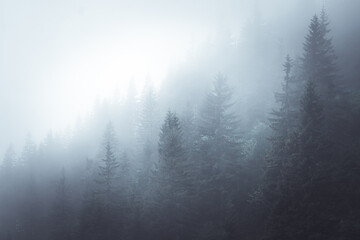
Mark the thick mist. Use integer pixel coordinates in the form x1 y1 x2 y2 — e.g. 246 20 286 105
1 0 360 239
1 0 360 157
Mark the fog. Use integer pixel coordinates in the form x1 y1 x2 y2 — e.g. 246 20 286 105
1 0 360 239
1 0 359 154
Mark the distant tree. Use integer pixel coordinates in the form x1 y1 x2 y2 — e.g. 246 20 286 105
117 80 138 149
50 168 72 240
180 103 198 160
154 110 191 239
78 123 122 240
0 146 17 240
78 187 107 240
158 111 187 181
97 127 120 205
263 55 299 203
198 73 243 180
136 81 159 179
98 122 123 239
196 73 244 237
21 134 37 168
1 145 16 176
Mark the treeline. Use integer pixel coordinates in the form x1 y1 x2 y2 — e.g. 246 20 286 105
1 10 360 240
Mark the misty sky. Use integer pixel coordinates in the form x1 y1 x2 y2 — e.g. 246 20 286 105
1 0 359 157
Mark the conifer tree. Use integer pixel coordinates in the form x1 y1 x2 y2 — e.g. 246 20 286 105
50 168 72 240
302 11 337 99
158 111 186 177
264 80 324 240
1 145 16 177
79 123 122 240
155 110 190 239
198 73 243 181
262 55 298 209
21 134 37 169
0 146 17 240
97 139 120 205
196 73 243 236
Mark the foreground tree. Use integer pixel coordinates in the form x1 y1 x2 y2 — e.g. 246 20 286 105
302 10 337 99
264 55 297 204
264 80 324 240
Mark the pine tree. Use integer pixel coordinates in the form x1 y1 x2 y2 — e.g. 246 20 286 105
264 80 325 240
264 55 297 203
180 103 198 160
258 56 301 240
0 146 17 240
299 80 323 163
196 73 243 237
198 73 243 180
79 123 122 240
97 122 120 206
302 10 337 99
50 168 72 240
21 134 37 169
1 145 16 177
155 110 190 239
158 111 186 178
136 81 159 186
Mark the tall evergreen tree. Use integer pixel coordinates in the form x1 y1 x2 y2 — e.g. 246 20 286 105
264 55 297 203
180 103 198 160
0 146 17 240
50 168 72 240
21 134 37 169
158 111 187 181
198 73 243 181
196 73 244 238
97 136 120 205
302 10 337 99
1 145 16 177
155 110 191 239
264 80 324 240
78 123 122 240
136 81 159 193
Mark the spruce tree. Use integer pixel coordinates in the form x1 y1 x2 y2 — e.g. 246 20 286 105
261 55 302 240
196 73 243 236
198 73 243 182
264 80 324 240
97 139 120 205
79 122 122 240
50 168 72 240
264 55 297 203
1 145 16 177
0 146 17 240
302 11 337 99
158 111 186 179
155 110 190 239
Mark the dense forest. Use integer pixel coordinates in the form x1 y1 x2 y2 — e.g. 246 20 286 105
1 6 360 240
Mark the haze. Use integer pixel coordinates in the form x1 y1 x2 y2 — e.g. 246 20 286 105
1 0 360 239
